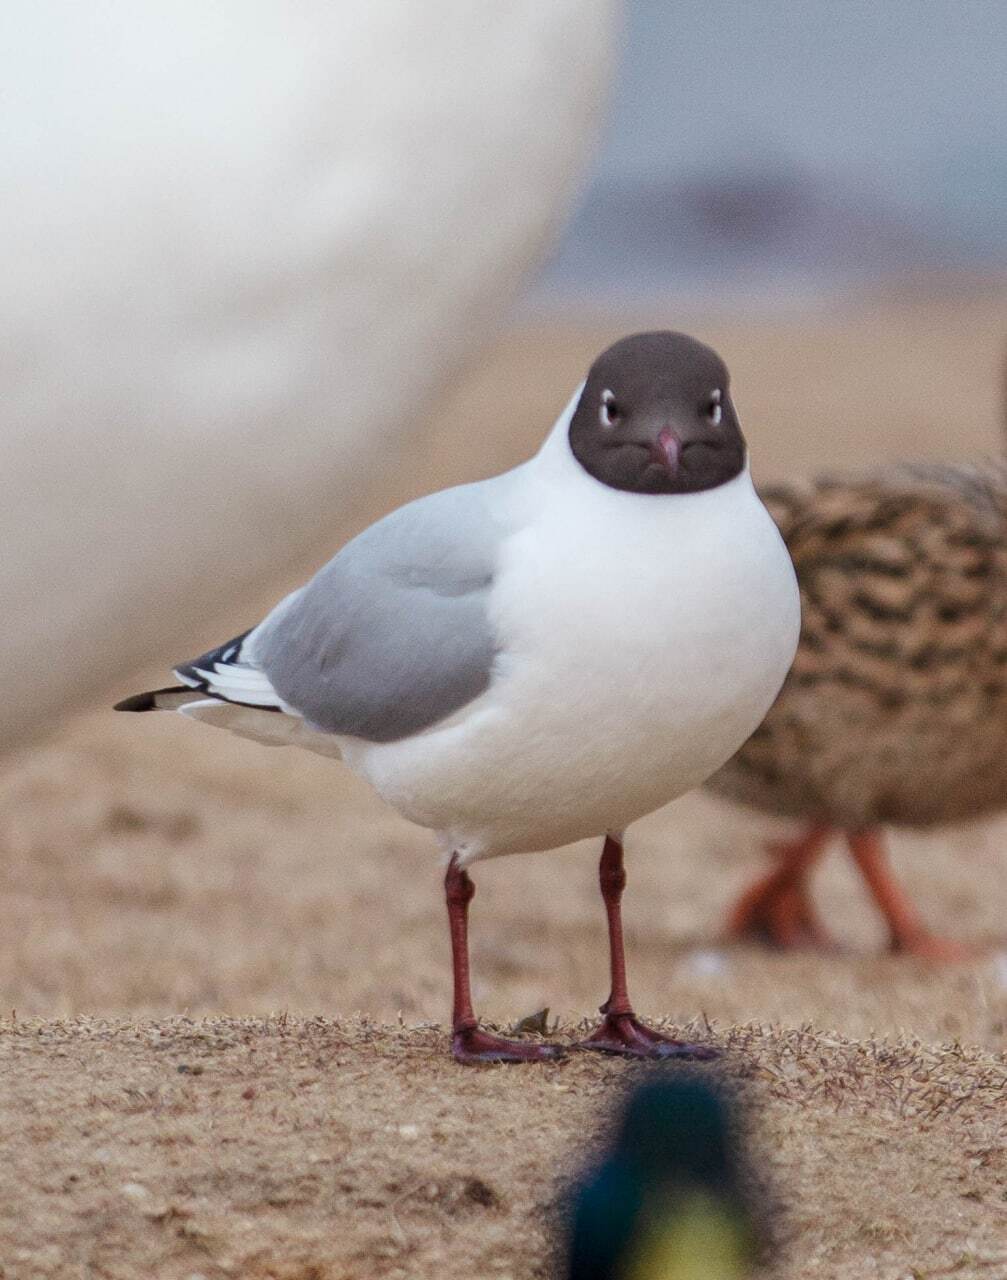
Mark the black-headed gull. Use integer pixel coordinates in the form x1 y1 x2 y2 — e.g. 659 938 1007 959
118 332 800 1064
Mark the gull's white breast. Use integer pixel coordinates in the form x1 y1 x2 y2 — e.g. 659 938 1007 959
344 454 800 863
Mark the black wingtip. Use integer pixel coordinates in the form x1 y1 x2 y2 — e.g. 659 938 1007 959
114 685 192 712
114 691 158 712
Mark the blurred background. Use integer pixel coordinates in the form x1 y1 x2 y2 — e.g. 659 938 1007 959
5 6 1007 1276
6 0 1007 745
427 0 1007 505
538 0 1007 309
5 0 1007 1019
4 0 1006 1044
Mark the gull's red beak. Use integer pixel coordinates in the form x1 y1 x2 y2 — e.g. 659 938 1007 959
654 427 681 474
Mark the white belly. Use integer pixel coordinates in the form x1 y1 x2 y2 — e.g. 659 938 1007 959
342 468 799 862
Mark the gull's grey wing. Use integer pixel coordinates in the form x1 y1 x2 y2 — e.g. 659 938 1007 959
249 477 510 742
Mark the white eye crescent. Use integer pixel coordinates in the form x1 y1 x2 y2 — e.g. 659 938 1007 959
600 388 620 428
707 388 723 426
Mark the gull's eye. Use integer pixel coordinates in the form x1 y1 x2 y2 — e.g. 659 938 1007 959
600 389 621 428
706 388 723 426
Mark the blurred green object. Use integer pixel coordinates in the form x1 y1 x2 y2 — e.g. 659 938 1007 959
620 1189 752 1280
564 1078 760 1280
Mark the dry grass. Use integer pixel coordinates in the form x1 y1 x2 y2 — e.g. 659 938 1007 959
4 287 1007 1279
2 1017 1005 1280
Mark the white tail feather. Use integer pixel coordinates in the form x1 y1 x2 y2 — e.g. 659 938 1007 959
173 661 288 710
177 698 343 759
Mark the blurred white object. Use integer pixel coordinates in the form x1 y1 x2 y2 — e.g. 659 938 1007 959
682 949 730 980
2 0 613 747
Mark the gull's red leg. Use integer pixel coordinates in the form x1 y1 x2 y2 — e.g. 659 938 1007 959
727 824 835 949
846 828 969 961
580 834 717 1060
445 854 565 1064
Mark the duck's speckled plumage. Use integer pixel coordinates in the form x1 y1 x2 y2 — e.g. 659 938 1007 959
708 461 1007 829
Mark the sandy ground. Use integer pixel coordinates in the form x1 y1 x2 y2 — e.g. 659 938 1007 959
3 1018 1005 1280
3 284 1007 1279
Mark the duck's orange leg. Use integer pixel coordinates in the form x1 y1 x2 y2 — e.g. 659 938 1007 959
845 828 969 962
727 824 835 949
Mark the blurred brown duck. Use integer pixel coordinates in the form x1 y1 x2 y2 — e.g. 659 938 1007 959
706 462 1007 959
